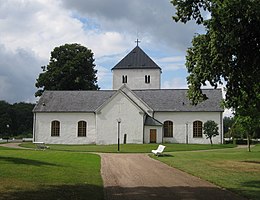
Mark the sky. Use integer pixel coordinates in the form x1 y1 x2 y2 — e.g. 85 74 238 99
0 0 231 115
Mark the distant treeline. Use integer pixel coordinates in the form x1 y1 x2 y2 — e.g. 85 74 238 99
0 100 35 138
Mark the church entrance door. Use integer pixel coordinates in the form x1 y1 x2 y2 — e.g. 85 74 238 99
150 129 157 143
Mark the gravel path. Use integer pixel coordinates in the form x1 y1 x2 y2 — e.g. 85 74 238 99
100 153 246 200
0 142 28 149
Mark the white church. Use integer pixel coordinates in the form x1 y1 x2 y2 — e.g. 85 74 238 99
33 45 224 145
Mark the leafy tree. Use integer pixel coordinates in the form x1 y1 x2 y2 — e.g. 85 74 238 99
0 101 35 138
235 116 255 152
223 116 234 138
203 120 219 145
0 101 12 138
234 106 260 151
35 43 99 97
171 0 260 117
11 102 35 136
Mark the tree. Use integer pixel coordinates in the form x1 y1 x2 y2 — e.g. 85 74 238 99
0 101 12 138
11 102 35 136
171 0 260 117
234 105 260 151
35 43 99 97
203 120 219 145
0 101 35 138
235 115 258 152
223 116 234 138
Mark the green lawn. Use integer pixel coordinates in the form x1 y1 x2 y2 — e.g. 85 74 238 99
0 147 103 200
153 144 260 200
20 142 235 153
3 143 256 200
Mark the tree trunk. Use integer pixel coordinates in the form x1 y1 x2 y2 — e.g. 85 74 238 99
247 133 251 152
210 138 213 146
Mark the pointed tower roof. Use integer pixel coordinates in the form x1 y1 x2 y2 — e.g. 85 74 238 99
112 46 161 70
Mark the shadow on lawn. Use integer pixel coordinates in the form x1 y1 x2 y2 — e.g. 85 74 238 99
104 186 247 200
0 184 103 200
242 160 260 164
1 185 247 200
0 156 59 166
241 180 260 188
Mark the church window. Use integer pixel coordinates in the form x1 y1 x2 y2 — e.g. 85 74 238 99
145 75 150 84
193 121 203 138
163 121 173 137
122 75 127 83
51 120 60 136
78 121 87 137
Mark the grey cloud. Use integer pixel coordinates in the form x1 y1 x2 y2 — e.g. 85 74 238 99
61 0 202 52
0 44 43 103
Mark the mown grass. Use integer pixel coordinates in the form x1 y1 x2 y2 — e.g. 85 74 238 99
153 144 260 200
20 142 235 153
0 147 103 200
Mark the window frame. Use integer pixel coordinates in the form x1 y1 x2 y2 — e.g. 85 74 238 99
51 120 60 137
78 121 87 137
163 120 173 137
122 75 127 83
145 75 150 84
193 120 203 138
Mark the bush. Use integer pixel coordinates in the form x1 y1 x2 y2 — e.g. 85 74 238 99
15 133 33 139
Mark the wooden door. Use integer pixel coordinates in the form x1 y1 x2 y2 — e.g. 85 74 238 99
150 129 157 143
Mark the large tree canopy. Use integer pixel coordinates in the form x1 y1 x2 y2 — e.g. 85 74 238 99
35 43 99 97
171 0 260 117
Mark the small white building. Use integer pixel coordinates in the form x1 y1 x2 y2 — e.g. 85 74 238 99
33 45 224 145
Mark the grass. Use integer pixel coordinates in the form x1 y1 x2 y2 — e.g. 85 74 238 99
153 144 260 200
3 143 250 199
0 147 103 200
20 142 235 153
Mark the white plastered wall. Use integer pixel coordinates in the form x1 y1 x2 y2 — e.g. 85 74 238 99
96 92 144 145
113 69 161 90
34 112 96 144
154 112 223 144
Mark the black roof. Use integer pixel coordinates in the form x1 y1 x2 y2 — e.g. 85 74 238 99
33 89 223 113
112 46 161 70
133 89 223 112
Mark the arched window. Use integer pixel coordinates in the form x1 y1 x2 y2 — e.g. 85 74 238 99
51 120 60 136
163 121 173 137
193 121 203 138
78 121 87 137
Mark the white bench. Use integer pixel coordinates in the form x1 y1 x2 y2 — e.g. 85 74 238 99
152 145 166 156
33 142 49 150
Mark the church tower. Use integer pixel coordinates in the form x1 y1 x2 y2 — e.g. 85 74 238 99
112 44 161 90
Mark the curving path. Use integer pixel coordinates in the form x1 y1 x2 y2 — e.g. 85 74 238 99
100 153 246 200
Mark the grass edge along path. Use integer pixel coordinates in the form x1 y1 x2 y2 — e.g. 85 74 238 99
0 147 103 200
153 144 260 200
20 142 235 153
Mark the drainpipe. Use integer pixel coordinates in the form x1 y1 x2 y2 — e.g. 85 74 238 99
33 112 36 142
220 112 223 144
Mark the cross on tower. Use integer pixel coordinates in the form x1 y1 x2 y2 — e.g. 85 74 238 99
135 39 141 46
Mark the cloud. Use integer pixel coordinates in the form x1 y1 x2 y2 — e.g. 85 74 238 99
0 44 42 103
162 78 188 89
61 0 201 52
0 0 131 102
156 56 186 71
0 0 201 103
223 109 234 117
95 65 112 90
